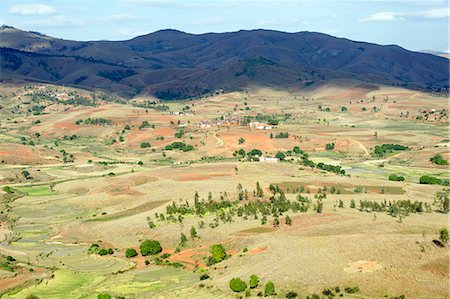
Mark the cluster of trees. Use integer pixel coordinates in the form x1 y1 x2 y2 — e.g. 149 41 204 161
233 148 263 161
229 275 275 297
300 153 346 176
271 132 289 138
139 121 154 129
316 162 346 175
430 154 448 165
165 142 194 152
305 286 360 299
75 118 112 126
160 183 310 229
88 242 114 256
419 175 449 186
358 199 431 217
125 239 162 259
372 144 408 157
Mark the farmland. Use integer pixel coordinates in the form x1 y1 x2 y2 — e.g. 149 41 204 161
0 81 449 298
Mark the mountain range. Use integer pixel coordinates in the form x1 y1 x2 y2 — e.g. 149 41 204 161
1 25 448 99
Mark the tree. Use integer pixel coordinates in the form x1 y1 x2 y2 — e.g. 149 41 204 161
249 275 259 289
190 226 198 239
209 244 227 264
264 281 276 296
125 248 138 258
285 215 292 226
180 233 188 247
97 294 111 299
316 200 323 213
350 199 356 209
434 189 449 213
256 181 264 198
430 154 448 165
22 170 30 179
325 143 335 150
229 278 247 292
439 228 449 245
238 137 245 144
275 152 286 161
140 142 151 148
140 240 162 256
338 200 344 208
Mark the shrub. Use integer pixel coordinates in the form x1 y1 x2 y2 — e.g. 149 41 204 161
200 273 210 280
208 244 227 264
389 174 405 181
344 286 360 294
229 278 247 292
140 142 151 148
430 154 448 165
439 228 449 245
420 175 449 186
286 291 298 298
325 143 335 150
264 281 276 296
98 249 108 256
249 274 259 288
140 240 162 256
97 294 111 299
125 248 138 258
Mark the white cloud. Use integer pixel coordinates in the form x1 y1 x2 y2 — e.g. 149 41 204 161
360 7 448 22
422 7 449 19
361 12 404 22
8 4 56 16
21 16 84 27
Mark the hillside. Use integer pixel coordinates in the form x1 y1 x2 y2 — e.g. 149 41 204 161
1 26 448 99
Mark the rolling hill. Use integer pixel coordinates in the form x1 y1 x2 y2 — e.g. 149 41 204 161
1 25 448 99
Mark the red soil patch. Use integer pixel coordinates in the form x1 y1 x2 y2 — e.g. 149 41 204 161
174 173 230 182
421 257 449 277
167 246 208 270
248 246 268 255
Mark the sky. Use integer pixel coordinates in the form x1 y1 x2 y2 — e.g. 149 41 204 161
1 0 449 52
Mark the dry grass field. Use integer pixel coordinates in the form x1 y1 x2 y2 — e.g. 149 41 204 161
0 81 448 298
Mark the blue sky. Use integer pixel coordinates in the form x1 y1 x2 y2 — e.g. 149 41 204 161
2 0 449 52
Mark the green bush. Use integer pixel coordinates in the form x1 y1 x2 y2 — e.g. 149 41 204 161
229 278 247 292
389 174 405 181
264 281 276 296
249 274 259 288
140 240 162 256
439 228 449 245
125 248 138 258
140 142 151 148
286 291 298 298
208 244 227 265
98 249 108 256
420 175 449 186
97 294 111 299
344 286 360 294
430 154 448 165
